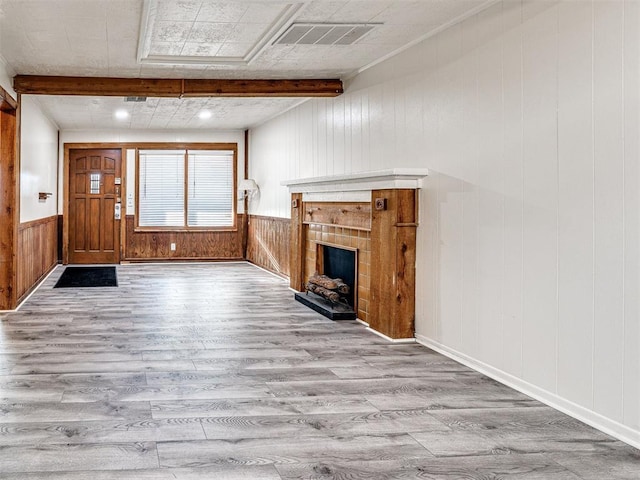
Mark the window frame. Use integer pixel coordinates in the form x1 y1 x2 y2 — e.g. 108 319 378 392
135 143 238 232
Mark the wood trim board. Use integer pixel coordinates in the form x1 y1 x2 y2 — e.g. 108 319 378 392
0 105 17 308
0 84 18 111
303 201 371 230
14 76 344 98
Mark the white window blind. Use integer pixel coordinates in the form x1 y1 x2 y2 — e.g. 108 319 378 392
137 148 234 229
138 150 185 227
187 150 234 227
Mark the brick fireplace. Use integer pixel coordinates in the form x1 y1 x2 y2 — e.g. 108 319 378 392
283 169 428 341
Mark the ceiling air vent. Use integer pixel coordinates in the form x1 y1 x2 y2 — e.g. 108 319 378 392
125 96 147 102
274 23 379 46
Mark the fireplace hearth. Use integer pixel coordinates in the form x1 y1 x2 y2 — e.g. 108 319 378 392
294 291 356 320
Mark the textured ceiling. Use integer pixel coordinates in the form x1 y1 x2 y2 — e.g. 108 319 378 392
34 95 305 130
139 1 302 65
0 0 494 130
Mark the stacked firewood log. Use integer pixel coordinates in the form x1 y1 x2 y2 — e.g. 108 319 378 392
306 273 350 305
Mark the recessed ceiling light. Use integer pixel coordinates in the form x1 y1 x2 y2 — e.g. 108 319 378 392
198 110 212 120
115 109 129 120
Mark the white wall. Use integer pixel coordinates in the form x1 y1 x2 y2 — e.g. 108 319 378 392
59 129 246 215
249 0 640 448
0 56 16 99
20 96 59 223
0 74 59 224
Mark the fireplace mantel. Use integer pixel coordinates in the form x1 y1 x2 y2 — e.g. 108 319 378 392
282 168 429 193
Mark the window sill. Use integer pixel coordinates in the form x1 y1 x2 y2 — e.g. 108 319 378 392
133 227 238 233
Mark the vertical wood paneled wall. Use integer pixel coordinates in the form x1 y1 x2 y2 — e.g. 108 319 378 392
246 215 290 278
17 215 58 302
123 215 245 261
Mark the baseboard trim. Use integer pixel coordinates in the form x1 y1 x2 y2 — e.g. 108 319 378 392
366 327 416 343
1 264 60 313
415 334 640 450
247 261 289 282
246 259 288 280
15 261 58 307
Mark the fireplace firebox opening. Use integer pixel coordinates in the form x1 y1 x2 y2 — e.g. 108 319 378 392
294 241 358 321
316 242 357 311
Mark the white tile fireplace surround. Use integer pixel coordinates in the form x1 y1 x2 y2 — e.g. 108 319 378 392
283 169 428 341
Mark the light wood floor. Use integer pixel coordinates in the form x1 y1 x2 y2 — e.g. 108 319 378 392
0 262 637 479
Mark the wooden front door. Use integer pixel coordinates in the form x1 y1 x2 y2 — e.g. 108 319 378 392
69 149 122 264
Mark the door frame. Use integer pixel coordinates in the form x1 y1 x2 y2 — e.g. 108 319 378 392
63 143 126 265
0 88 18 308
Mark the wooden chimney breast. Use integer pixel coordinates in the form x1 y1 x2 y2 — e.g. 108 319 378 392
283 169 428 340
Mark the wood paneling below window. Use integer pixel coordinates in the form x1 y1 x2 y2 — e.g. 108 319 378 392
124 215 244 261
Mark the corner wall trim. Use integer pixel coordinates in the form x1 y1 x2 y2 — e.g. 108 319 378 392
415 334 640 450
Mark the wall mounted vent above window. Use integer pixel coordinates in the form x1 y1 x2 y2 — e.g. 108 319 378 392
274 23 379 46
125 96 147 102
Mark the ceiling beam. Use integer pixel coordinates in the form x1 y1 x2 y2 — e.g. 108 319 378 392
183 79 343 97
13 75 344 98
13 76 181 97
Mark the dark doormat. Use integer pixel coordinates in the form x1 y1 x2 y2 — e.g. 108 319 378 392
54 266 118 288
